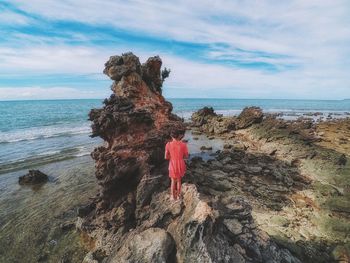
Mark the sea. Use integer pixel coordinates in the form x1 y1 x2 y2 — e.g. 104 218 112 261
0 98 349 262
1 98 350 175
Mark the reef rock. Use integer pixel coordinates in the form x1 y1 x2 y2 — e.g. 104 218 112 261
80 52 302 263
190 107 236 134
191 106 218 126
81 52 184 256
107 228 176 263
190 106 263 135
88 52 184 209
236 106 264 129
18 169 48 185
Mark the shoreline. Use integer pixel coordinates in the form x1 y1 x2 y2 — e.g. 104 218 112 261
1 109 349 262
0 156 98 263
184 108 350 262
75 53 349 263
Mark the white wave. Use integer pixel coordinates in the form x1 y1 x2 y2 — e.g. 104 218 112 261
73 146 91 157
174 108 350 121
74 151 91 157
36 150 60 156
0 123 91 144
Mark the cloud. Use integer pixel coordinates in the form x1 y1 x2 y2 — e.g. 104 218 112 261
0 86 108 100
0 10 30 25
0 0 350 99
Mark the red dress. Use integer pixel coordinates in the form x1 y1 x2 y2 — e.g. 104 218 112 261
165 139 189 179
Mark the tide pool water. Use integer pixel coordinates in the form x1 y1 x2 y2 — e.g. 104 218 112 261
0 98 350 174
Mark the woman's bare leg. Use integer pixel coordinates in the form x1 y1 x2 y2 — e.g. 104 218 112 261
171 179 176 200
176 178 182 199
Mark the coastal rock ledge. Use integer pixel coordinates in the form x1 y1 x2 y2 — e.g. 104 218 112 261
78 52 302 263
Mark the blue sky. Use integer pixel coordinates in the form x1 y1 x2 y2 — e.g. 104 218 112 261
0 0 350 100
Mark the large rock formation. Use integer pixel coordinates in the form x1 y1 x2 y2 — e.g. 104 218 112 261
80 52 184 254
79 53 302 262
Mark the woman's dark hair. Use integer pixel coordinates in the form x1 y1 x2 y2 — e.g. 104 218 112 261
171 129 185 140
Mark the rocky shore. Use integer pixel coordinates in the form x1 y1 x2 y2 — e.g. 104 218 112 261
77 53 349 263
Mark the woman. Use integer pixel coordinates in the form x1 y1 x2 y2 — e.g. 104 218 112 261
165 130 189 201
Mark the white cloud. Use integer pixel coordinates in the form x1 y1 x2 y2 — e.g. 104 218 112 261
0 86 108 100
0 10 31 25
0 46 109 74
1 0 350 98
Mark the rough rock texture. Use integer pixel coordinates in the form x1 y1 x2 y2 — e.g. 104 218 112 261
103 184 301 263
80 52 185 256
166 184 301 263
231 115 350 262
236 107 264 129
18 169 48 185
190 106 263 135
79 53 304 263
107 228 176 263
88 52 184 209
191 106 218 126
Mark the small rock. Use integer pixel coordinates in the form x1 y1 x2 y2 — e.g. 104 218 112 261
77 204 94 217
269 149 277 156
224 218 243 235
60 222 75 232
49 240 57 246
246 166 263 174
82 252 98 263
200 146 213 151
18 170 48 185
223 144 233 149
337 154 347 165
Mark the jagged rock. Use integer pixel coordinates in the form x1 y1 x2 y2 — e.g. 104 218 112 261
18 170 48 185
191 107 236 134
81 52 185 257
191 106 217 126
141 56 163 93
223 218 243 235
88 52 184 206
337 154 347 165
236 106 264 129
107 228 176 263
76 204 95 218
80 52 306 263
103 52 141 81
165 184 301 263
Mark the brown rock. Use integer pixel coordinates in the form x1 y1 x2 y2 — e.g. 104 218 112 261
236 106 263 129
107 228 176 263
18 170 48 185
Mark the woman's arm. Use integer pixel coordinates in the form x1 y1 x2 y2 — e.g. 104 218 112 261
183 143 189 159
165 142 170 160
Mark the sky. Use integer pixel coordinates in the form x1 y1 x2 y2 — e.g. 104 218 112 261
0 0 350 100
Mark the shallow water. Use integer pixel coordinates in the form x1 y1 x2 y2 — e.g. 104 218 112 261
184 130 224 161
0 156 97 263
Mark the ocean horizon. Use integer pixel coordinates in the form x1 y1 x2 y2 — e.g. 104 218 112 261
0 98 349 175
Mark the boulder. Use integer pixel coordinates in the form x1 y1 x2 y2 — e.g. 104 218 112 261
191 106 217 126
107 228 176 263
191 107 236 134
18 170 48 185
103 52 141 81
236 106 263 129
